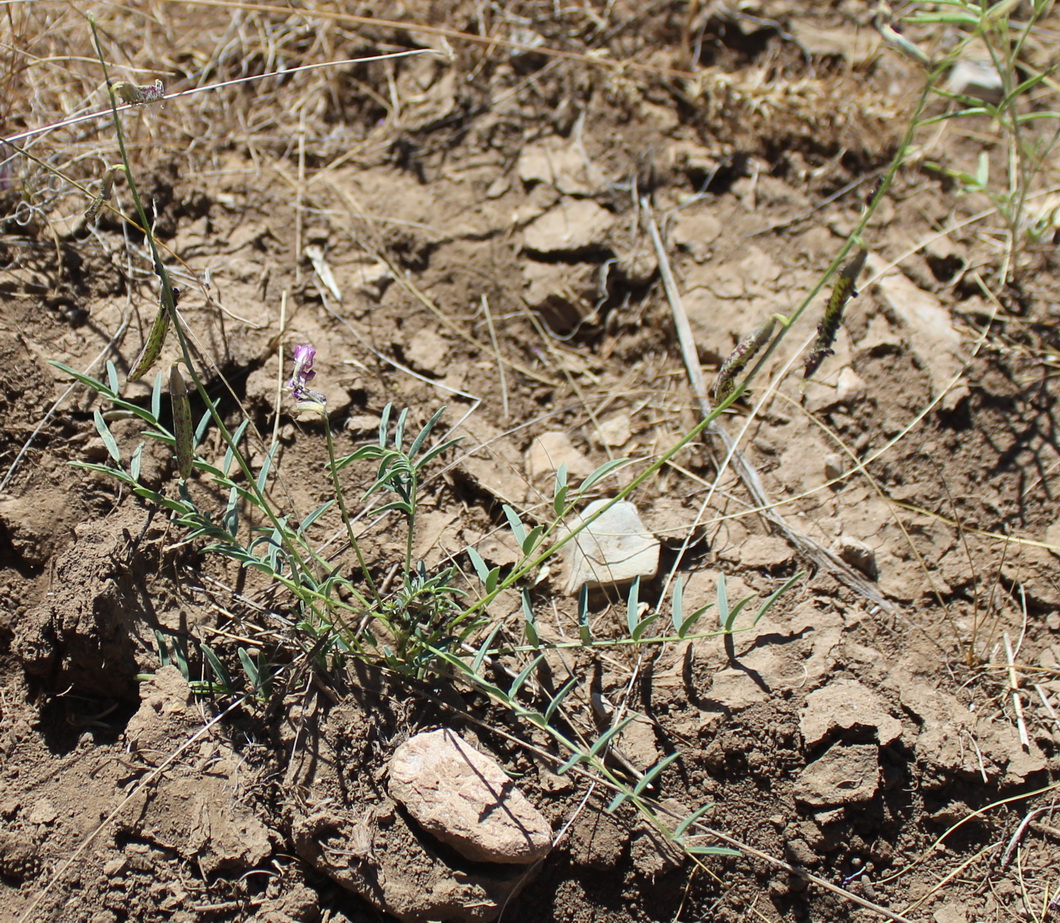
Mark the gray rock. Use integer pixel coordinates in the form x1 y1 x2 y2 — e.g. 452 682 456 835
389 729 552 865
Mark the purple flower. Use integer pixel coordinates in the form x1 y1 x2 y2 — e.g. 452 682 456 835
289 344 327 412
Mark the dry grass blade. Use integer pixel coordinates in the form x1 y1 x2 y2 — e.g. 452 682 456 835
643 200 896 615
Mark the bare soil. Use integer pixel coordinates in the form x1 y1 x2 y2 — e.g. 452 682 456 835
2 2 1060 922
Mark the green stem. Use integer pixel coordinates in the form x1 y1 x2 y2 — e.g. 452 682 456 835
323 417 379 601
404 469 417 577
88 17 315 586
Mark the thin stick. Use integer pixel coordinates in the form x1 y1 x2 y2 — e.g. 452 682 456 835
642 201 896 615
295 109 306 288
1036 684 1060 735
1004 631 1030 749
1000 807 1050 870
480 294 509 420
272 290 288 448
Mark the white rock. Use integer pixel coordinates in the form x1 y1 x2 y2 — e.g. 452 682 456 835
595 414 632 448
946 58 1004 104
564 499 660 595
835 367 866 404
389 729 552 865
405 327 449 375
823 453 844 481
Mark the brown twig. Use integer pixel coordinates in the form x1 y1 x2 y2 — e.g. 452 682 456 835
641 199 896 616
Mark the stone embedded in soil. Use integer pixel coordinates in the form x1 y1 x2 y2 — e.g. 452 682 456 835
567 811 627 870
734 535 793 571
0 832 43 883
294 803 530 923
593 413 632 448
388 729 552 865
794 743 880 808
517 137 606 195
27 799 56 825
1046 519 1060 558
454 417 527 508
521 258 598 332
693 606 844 712
563 499 660 595
121 775 272 876
523 197 613 256
125 666 199 756
894 680 1049 790
800 679 903 750
932 902 970 923
999 546 1060 608
829 535 878 579
946 58 1004 104
404 327 450 375
0 494 68 567
669 209 722 262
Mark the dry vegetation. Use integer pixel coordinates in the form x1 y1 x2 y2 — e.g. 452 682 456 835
2 2 1060 922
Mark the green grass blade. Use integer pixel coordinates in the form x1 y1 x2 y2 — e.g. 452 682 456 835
674 802 714 840
508 653 544 698
580 458 626 492
544 676 578 723
717 572 731 629
670 577 685 633
472 623 503 675
200 643 232 690
754 572 803 624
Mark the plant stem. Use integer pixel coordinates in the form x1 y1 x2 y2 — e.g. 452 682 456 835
323 417 380 601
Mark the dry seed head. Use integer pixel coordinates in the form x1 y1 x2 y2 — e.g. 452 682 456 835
84 163 125 223
804 246 868 380
110 79 165 105
711 315 777 404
